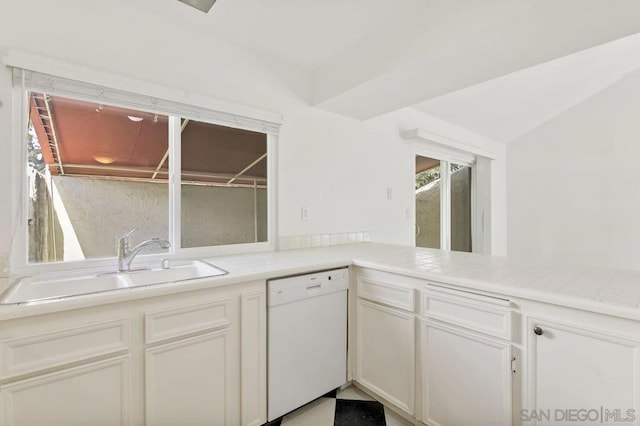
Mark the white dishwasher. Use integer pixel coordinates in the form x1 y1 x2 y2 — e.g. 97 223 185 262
267 267 349 421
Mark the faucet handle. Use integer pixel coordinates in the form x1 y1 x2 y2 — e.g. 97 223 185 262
118 229 137 246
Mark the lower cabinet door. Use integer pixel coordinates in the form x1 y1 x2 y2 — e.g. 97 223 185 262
356 299 415 414
145 330 232 426
421 320 512 426
0 356 130 426
526 318 640 426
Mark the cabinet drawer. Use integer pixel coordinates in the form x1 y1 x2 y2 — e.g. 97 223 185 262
0 319 130 379
357 269 424 312
421 287 511 339
145 299 231 344
357 276 415 312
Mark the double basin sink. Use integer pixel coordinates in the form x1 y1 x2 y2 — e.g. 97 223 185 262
0 260 229 305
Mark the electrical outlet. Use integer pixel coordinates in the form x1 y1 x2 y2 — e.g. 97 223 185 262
301 206 309 221
386 187 393 200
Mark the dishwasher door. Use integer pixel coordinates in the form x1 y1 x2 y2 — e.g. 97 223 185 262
267 268 348 421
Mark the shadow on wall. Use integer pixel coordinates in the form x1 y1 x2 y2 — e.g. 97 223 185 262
29 173 64 262
416 167 471 251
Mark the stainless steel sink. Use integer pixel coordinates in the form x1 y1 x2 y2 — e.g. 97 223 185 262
0 260 228 305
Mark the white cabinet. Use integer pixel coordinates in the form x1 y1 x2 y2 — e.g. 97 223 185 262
0 318 130 380
352 266 640 426
0 279 266 426
420 320 512 426
1 356 130 426
355 269 417 414
143 296 237 425
0 314 132 426
142 284 266 426
356 299 415 414
525 316 640 426
146 331 232 426
419 286 513 426
240 291 267 426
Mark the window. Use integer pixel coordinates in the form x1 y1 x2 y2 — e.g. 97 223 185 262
13 68 279 270
415 154 473 252
27 93 170 263
180 119 268 248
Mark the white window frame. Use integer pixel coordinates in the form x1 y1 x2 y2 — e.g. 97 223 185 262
414 144 475 252
7 58 281 275
403 127 496 254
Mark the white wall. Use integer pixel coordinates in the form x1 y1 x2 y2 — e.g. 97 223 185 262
508 69 640 269
277 108 413 246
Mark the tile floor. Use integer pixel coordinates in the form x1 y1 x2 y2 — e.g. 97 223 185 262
265 386 413 426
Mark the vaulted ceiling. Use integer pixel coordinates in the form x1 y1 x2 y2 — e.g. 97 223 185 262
413 32 640 144
115 0 640 142
8 0 640 145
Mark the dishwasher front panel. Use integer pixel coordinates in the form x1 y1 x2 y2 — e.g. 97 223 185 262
267 286 347 421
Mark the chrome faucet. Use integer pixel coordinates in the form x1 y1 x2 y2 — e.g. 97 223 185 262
117 229 171 272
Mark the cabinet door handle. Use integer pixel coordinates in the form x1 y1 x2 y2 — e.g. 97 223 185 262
533 326 544 336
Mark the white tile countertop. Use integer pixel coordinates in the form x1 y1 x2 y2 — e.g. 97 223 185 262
2 243 640 321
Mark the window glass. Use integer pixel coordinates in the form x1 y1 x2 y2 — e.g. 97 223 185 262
415 155 441 249
180 119 268 248
26 92 169 263
450 163 472 252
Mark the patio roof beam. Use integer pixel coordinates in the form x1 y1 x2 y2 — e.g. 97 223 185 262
43 95 64 175
227 152 267 185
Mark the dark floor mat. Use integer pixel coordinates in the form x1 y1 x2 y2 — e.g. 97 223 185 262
334 399 386 426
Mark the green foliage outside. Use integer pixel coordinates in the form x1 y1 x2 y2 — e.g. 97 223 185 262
415 164 463 190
